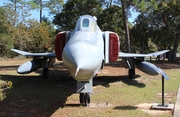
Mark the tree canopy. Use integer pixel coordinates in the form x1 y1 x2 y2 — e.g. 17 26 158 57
131 0 180 62
53 0 103 31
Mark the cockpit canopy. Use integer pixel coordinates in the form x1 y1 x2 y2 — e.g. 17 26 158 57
75 15 97 32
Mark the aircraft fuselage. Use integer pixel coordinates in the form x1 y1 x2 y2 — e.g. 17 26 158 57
62 15 104 81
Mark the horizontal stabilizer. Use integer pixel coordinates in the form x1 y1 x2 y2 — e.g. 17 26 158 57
11 49 56 57
157 68 169 80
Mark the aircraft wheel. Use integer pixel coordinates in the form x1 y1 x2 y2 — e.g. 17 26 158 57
84 93 90 106
79 93 90 106
43 68 49 79
79 93 84 104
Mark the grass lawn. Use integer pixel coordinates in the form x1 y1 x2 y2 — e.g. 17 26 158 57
0 59 180 117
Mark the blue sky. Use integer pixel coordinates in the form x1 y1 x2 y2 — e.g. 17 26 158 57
0 1 139 23
0 0 51 22
129 8 140 23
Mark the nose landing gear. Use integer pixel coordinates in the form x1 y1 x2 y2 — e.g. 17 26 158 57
79 93 90 106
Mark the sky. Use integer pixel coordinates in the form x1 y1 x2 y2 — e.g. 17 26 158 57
0 1 139 23
0 0 51 22
129 8 140 23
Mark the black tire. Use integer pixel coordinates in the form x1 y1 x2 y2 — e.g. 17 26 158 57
79 93 84 104
86 93 90 104
79 93 90 106
84 93 90 106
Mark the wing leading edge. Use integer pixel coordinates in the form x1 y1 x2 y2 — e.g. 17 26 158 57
11 49 56 57
119 50 169 58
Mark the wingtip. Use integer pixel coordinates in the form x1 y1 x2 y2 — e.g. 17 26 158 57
10 49 15 51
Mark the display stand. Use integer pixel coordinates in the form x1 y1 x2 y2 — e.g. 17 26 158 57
151 74 174 110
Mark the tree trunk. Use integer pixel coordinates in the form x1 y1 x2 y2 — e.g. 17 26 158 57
14 0 17 26
171 28 180 62
40 0 42 22
120 0 131 53
167 46 172 62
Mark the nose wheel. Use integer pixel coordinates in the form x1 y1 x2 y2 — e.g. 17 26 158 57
79 93 90 106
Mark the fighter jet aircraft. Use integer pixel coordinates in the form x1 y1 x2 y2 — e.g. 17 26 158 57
11 15 169 106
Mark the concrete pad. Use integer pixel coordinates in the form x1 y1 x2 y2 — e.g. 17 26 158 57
174 86 180 117
136 103 172 115
151 103 174 110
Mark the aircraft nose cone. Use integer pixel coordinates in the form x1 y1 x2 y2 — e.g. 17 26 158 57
62 31 103 81
63 43 97 69
62 43 102 81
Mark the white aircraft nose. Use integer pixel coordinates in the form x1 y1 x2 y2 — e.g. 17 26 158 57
63 42 102 81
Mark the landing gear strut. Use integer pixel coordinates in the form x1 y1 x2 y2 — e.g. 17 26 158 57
128 68 135 79
79 93 90 106
42 58 52 79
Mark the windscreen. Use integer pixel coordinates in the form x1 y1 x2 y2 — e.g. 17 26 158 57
82 19 89 27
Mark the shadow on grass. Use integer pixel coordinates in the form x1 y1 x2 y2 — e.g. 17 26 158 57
113 105 137 110
64 104 82 107
94 75 145 88
0 72 76 117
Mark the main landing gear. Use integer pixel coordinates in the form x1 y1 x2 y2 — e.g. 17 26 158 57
42 58 54 79
125 58 136 79
79 93 90 106
128 68 135 79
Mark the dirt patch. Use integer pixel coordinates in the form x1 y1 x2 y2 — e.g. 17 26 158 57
98 66 128 76
157 92 176 102
135 103 173 115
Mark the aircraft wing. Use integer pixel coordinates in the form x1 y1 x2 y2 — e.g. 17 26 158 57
11 49 56 57
119 50 169 58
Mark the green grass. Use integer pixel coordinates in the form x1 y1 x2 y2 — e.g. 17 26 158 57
0 62 180 117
